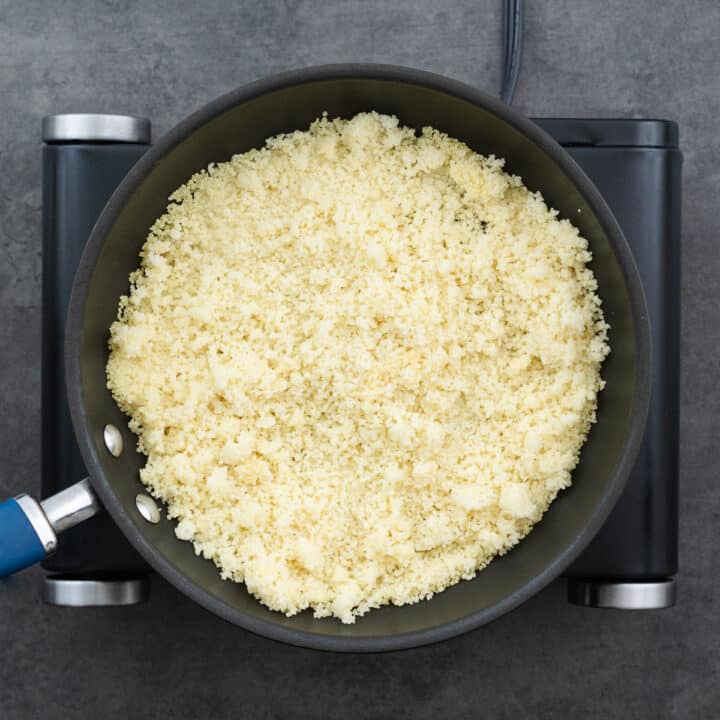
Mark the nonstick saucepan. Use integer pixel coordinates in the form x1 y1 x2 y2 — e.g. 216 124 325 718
0 65 651 651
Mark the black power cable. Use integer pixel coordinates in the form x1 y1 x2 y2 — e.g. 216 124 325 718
500 0 524 104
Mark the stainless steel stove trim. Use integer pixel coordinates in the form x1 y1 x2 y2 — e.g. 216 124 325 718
567 578 676 609
42 114 151 144
42 576 150 607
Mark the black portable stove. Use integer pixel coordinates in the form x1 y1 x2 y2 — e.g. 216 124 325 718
40 112 680 612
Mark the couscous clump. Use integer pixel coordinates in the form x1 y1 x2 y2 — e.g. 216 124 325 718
107 112 609 623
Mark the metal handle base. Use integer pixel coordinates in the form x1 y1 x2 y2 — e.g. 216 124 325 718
567 578 676 609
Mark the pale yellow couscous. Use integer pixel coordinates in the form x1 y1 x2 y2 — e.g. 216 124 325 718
107 112 609 623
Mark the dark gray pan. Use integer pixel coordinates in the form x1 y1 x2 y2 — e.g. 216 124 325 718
66 64 651 652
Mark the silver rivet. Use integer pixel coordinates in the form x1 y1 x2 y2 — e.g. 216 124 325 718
135 494 160 524
103 424 123 457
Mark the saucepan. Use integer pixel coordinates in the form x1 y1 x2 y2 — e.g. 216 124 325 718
0 65 650 651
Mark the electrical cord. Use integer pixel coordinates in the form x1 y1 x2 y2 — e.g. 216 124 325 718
500 0 524 104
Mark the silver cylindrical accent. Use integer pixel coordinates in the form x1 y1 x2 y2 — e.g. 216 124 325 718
15 495 57 555
42 113 151 144
568 578 676 609
43 576 150 607
41 478 101 534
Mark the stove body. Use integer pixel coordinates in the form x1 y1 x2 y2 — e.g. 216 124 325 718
40 114 681 611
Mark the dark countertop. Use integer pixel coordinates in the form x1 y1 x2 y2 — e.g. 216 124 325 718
1 1 718 718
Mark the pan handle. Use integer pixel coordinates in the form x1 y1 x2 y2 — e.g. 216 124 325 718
0 479 100 578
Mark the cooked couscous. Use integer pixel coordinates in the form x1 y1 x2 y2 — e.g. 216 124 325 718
107 112 608 623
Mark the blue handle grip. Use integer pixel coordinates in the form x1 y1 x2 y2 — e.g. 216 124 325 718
0 498 50 577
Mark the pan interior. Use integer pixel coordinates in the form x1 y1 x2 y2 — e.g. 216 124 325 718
73 70 643 648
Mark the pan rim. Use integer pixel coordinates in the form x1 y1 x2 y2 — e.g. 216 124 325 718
65 63 652 652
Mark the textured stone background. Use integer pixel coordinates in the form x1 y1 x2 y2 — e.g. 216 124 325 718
0 1 718 718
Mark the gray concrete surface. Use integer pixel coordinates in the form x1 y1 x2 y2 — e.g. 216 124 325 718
0 1 718 718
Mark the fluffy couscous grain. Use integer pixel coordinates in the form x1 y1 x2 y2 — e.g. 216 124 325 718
107 112 609 623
